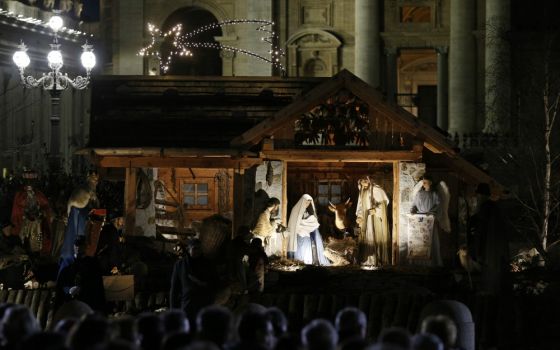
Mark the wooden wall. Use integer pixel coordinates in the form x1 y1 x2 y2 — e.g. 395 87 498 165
157 168 234 227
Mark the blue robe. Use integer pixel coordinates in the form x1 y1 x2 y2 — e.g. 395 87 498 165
59 207 89 273
295 228 330 266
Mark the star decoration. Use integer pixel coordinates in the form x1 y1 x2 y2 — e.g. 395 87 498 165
138 19 285 74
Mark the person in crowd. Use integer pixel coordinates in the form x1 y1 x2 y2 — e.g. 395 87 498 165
335 307 367 343
53 317 79 338
252 197 283 257
230 311 275 350
411 333 444 350
111 316 140 347
335 307 368 349
161 309 190 334
196 305 233 349
67 313 112 350
248 238 269 294
301 319 338 350
170 238 218 327
1 304 40 349
55 236 106 313
265 307 288 340
161 332 192 350
420 315 458 350
19 331 67 350
136 312 165 350
287 194 330 265
378 327 412 350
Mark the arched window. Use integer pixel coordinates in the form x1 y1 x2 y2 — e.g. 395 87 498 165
161 7 222 76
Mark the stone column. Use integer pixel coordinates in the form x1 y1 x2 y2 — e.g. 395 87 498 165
216 36 239 76
114 0 144 74
385 47 398 105
436 46 449 131
355 0 381 87
235 0 273 76
484 0 511 133
449 0 476 134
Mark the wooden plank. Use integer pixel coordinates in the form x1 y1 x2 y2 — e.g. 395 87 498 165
124 168 137 236
233 168 245 236
260 150 422 162
282 161 288 226
392 161 400 266
90 148 258 158
96 156 262 169
231 74 346 147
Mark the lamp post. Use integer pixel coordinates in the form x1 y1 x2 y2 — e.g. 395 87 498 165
12 14 95 172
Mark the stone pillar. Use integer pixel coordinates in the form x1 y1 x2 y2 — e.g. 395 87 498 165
235 0 273 76
114 0 144 74
355 0 381 87
484 0 511 133
216 36 238 76
385 47 398 105
436 46 449 131
449 1 476 134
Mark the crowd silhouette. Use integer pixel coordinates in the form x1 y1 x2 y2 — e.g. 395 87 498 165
0 300 462 350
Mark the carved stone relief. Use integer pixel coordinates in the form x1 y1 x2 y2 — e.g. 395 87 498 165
286 29 341 77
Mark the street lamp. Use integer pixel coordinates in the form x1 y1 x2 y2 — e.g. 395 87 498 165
12 14 96 172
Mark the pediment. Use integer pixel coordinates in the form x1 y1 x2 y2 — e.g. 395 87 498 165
286 29 342 48
274 88 418 151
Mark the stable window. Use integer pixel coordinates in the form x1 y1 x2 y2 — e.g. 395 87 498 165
182 182 210 209
316 180 345 206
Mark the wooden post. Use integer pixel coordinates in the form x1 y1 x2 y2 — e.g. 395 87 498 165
282 161 288 226
124 167 137 235
232 167 245 236
392 161 400 265
281 161 288 258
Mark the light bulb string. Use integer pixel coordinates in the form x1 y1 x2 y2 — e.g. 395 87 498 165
139 19 286 72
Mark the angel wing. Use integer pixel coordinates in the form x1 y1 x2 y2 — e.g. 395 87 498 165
436 181 451 232
411 180 423 204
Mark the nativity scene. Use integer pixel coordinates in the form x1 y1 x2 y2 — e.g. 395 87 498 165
83 70 500 273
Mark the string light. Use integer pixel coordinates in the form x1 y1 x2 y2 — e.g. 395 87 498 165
0 8 92 37
138 19 285 73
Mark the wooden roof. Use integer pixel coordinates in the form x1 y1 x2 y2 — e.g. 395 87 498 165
231 70 501 189
88 75 323 148
87 72 501 190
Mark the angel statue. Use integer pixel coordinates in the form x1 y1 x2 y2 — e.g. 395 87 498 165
409 175 451 266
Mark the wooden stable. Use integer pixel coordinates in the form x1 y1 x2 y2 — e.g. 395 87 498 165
86 70 501 265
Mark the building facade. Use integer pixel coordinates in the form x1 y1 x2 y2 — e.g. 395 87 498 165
1 0 555 178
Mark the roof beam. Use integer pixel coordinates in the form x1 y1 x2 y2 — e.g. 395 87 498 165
93 156 262 169
259 149 422 162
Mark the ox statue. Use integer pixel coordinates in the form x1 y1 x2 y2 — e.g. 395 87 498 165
328 198 352 233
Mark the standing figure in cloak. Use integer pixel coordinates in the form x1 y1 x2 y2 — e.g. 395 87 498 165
287 194 330 266
410 175 447 266
470 183 509 294
60 171 100 265
95 213 125 275
170 238 218 326
252 197 283 257
355 177 391 266
55 236 106 313
10 170 52 255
